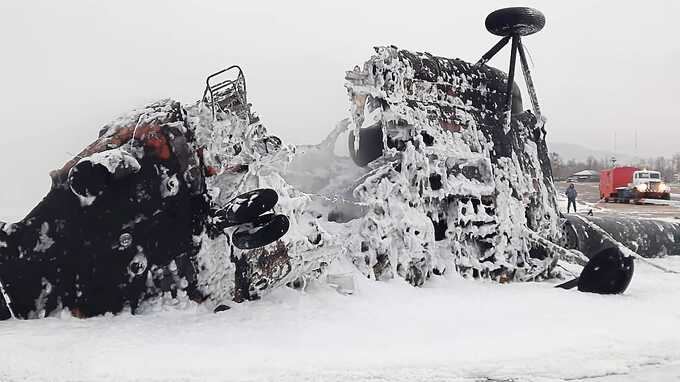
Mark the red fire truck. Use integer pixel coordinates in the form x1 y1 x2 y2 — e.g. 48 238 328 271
599 167 671 202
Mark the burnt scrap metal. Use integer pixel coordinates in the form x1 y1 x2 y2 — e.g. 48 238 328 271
556 246 634 294
0 79 291 319
345 45 561 283
0 100 209 319
477 7 546 124
563 214 680 258
202 65 251 121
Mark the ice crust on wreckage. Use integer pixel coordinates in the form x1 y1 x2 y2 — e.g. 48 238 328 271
0 97 294 319
0 101 211 318
0 8 581 319
0 50 563 321
344 46 561 283
195 44 567 305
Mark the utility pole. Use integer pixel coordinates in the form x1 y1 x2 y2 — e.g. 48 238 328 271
614 132 617 160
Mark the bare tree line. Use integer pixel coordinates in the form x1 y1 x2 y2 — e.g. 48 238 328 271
550 152 680 182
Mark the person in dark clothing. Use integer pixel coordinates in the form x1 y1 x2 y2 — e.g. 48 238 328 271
565 183 578 213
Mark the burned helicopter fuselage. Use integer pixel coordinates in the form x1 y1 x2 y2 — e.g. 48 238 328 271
344 47 561 283
0 70 294 320
0 100 210 319
0 49 566 319
4 8 671 318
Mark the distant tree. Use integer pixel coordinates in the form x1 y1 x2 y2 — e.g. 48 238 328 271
653 156 673 181
672 153 680 182
586 156 597 170
550 152 563 178
549 152 680 182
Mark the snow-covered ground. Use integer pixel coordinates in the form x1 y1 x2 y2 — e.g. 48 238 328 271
555 181 680 219
555 194 596 215
1 256 679 382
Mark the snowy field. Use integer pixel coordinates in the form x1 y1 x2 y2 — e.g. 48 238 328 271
1 256 680 382
2 185 678 381
555 181 680 219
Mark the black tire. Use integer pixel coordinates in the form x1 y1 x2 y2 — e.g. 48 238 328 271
223 188 278 225
485 7 545 37
232 214 289 250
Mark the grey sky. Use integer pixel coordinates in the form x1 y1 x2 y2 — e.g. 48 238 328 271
1 0 679 220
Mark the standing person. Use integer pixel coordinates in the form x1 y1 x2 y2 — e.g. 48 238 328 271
565 183 578 213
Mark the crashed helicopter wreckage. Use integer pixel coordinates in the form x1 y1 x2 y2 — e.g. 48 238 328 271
0 94 292 320
0 7 676 321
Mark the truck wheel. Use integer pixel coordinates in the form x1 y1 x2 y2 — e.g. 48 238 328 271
485 7 545 37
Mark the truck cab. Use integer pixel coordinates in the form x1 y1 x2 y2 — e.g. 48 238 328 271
600 167 671 202
631 170 671 199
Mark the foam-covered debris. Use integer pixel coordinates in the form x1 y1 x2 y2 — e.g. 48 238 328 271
189 47 564 308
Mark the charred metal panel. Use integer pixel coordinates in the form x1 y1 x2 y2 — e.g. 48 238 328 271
564 214 680 258
345 47 560 283
0 100 209 318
